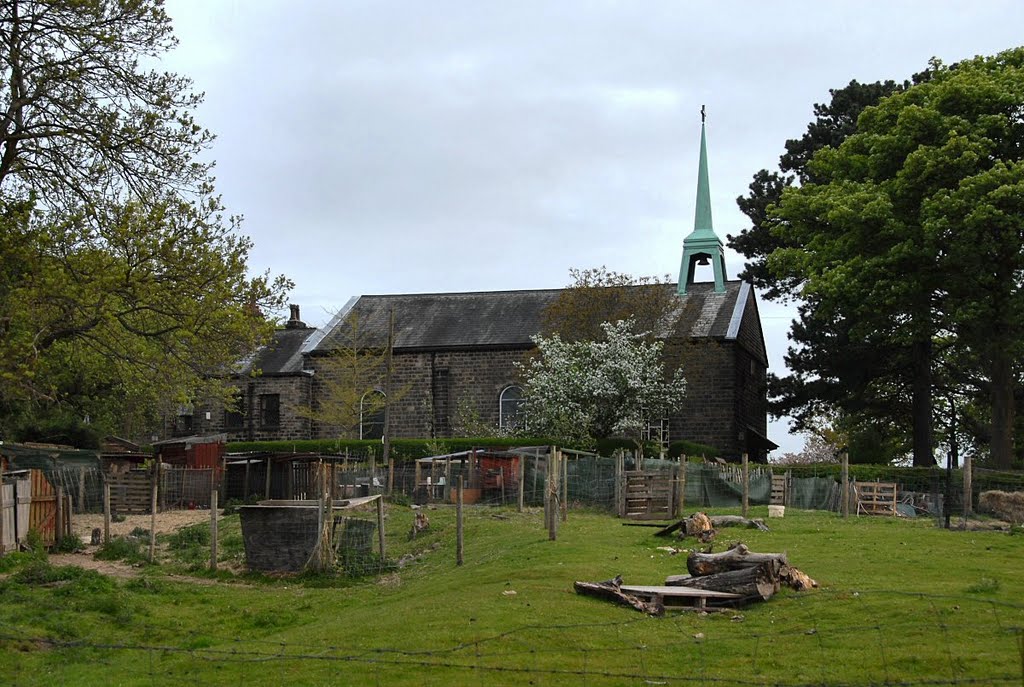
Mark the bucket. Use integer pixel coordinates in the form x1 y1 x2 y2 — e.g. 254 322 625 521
768 505 785 518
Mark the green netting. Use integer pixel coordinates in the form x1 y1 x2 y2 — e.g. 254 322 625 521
788 476 839 510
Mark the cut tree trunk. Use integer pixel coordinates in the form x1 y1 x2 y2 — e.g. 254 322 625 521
656 512 715 541
779 565 818 591
573 576 664 616
666 561 780 603
687 543 788 576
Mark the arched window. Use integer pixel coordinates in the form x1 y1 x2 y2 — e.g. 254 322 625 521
499 385 525 432
360 390 386 440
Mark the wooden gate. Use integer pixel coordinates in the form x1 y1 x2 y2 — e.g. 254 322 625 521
621 470 677 520
29 469 57 547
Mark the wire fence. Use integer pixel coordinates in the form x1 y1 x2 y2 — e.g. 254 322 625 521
1 591 1021 686
8 455 1024 522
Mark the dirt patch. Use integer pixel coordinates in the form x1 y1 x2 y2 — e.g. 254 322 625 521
26 509 243 585
71 509 213 542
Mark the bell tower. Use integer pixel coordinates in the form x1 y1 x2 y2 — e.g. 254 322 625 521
677 107 727 294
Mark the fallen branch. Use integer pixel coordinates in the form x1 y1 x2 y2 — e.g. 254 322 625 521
574 575 664 616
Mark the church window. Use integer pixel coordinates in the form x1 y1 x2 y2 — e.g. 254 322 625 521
360 390 386 440
499 385 525 432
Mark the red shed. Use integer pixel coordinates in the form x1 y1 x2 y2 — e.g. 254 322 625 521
152 434 226 469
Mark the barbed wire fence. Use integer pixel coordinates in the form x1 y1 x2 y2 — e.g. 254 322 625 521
2 591 1021 686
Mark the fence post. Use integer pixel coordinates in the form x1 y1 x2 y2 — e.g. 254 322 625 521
375 494 386 563
243 459 251 501
55 485 64 549
210 490 218 571
103 481 111 545
560 450 568 522
0 459 5 555
369 453 377 494
962 455 973 522
148 463 158 563
678 457 687 516
456 476 464 566
387 457 394 496
741 453 749 518
841 451 850 518
264 457 272 500
517 453 525 512
548 452 558 541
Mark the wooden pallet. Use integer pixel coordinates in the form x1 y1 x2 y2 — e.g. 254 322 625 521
620 584 740 610
856 481 898 516
622 471 674 520
770 474 787 506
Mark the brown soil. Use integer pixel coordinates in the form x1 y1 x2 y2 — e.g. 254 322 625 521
34 509 240 584
71 509 212 541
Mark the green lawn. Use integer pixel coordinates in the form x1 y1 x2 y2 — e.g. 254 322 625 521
1 505 1022 686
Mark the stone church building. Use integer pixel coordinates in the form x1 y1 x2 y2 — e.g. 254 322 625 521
170 121 775 461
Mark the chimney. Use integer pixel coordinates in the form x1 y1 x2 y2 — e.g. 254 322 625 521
285 304 305 329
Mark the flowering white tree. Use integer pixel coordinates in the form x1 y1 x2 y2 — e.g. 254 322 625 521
516 319 686 447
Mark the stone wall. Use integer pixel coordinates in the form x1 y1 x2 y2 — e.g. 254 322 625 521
183 374 313 443
308 347 532 439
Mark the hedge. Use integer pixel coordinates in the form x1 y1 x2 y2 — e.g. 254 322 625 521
225 436 729 461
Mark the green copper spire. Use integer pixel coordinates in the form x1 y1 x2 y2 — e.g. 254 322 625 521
678 106 727 294
691 118 716 238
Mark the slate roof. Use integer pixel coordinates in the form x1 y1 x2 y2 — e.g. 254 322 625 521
308 281 749 354
237 325 317 376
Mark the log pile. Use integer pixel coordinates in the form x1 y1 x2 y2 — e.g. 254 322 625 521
666 543 817 605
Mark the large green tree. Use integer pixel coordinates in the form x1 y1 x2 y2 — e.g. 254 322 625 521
729 79 926 463
765 49 1024 468
0 1 290 442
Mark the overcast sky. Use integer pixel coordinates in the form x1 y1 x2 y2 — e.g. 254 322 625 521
160 1 1024 454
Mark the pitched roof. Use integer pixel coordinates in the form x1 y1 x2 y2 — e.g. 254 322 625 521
309 281 751 353
237 325 317 376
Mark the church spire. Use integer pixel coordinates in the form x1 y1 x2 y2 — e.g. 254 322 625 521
678 106 727 295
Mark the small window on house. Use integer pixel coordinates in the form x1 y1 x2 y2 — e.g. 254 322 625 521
175 413 194 435
360 390 386 440
499 385 525 432
259 394 280 429
225 392 245 430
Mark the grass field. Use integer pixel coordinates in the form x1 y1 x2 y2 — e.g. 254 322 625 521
1 504 1022 686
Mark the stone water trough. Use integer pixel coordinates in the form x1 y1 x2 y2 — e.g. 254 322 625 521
239 496 379 573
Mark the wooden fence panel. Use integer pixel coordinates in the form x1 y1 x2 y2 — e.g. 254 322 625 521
1 481 13 553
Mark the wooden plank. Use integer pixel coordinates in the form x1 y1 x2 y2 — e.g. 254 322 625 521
620 585 741 599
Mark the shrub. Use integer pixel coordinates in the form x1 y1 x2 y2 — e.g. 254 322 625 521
55 532 85 553
95 536 147 564
168 523 210 549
